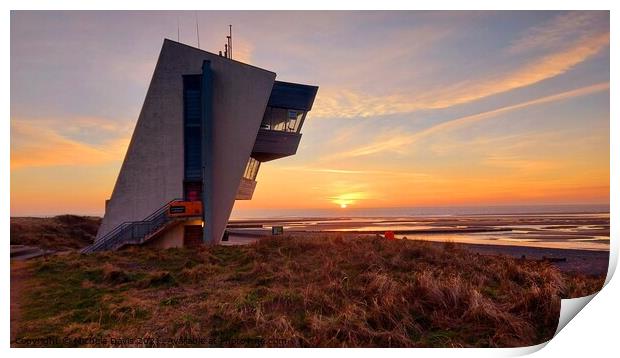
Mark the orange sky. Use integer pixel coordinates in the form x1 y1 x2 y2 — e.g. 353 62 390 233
10 11 610 216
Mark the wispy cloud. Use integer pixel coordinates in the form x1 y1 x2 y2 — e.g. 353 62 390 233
420 33 609 109
282 167 368 175
11 118 131 169
483 155 558 172
325 82 609 160
507 11 608 54
279 165 433 179
412 82 609 138
312 19 609 119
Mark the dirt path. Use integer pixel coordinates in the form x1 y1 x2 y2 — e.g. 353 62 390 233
11 260 30 343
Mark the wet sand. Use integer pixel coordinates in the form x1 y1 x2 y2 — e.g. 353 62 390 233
228 213 610 250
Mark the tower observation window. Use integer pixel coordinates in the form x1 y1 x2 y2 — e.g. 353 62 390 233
260 107 306 133
243 157 261 181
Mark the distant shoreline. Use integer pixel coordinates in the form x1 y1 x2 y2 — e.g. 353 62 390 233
11 203 610 219
229 212 610 222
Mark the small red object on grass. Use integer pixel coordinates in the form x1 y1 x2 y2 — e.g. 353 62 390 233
384 231 395 240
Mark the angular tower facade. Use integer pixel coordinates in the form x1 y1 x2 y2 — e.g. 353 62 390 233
85 39 318 252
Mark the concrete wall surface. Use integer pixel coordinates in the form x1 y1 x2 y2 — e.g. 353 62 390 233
206 51 275 244
146 219 202 249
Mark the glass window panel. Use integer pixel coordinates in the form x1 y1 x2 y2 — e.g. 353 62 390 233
260 107 307 133
243 157 261 180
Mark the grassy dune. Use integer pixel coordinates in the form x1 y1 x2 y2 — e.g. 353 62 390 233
12 236 604 348
10 215 101 250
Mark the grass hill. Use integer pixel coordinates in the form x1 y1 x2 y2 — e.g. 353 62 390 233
11 236 604 347
10 215 101 250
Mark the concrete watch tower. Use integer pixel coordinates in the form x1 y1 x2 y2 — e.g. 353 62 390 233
85 39 318 252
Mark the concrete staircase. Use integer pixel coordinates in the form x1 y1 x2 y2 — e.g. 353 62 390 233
82 199 182 253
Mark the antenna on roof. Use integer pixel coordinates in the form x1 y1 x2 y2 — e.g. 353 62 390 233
195 12 201 49
220 25 234 59
177 17 180 42
228 25 233 59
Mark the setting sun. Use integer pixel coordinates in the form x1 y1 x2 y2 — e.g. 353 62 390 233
329 192 368 210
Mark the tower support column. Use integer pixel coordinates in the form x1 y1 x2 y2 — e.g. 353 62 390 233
201 60 214 244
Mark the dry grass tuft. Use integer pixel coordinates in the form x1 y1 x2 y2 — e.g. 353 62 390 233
102 263 130 284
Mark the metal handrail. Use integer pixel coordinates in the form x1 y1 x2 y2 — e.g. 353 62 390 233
82 198 183 253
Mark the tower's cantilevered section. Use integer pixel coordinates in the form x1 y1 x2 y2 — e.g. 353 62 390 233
84 39 317 252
